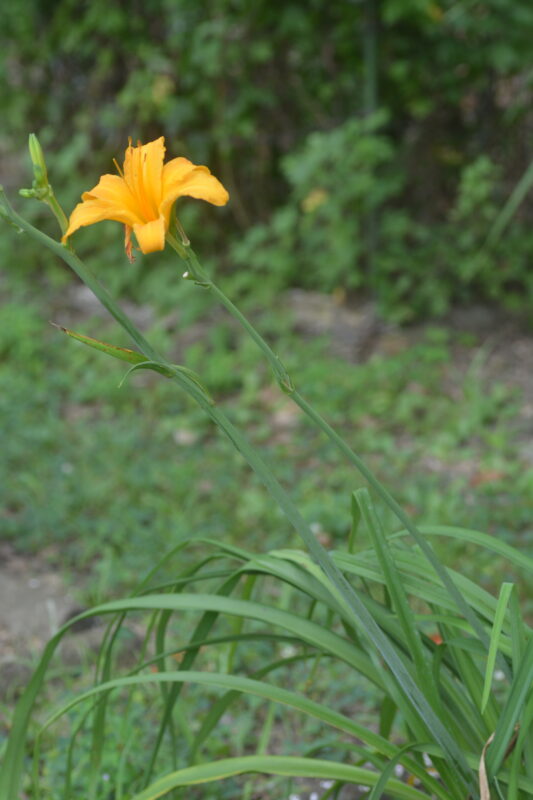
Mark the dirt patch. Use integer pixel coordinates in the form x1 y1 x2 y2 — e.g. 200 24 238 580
0 544 75 658
287 291 533 451
0 545 123 701
0 544 74 698
0 543 144 704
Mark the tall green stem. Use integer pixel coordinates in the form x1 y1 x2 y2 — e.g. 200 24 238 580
169 236 494 663
44 193 69 236
0 195 477 797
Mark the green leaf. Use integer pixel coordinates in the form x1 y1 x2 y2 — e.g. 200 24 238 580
64 593 382 685
486 635 533 777
51 323 147 364
129 755 430 800
119 360 214 403
508 586 528 673
379 695 397 739
506 690 533 800
390 526 533 574
481 583 514 713
367 743 428 800
333 549 501 630
355 488 431 696
348 490 362 553
39 670 448 799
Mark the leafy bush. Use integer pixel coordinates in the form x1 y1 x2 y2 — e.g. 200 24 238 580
2 0 533 319
233 132 533 321
230 113 400 294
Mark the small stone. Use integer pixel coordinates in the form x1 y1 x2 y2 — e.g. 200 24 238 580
173 428 198 446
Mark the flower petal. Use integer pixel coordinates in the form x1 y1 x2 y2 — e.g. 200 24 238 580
133 216 166 254
62 200 130 242
82 174 138 219
124 137 165 221
62 174 140 242
162 156 198 186
178 167 229 205
141 138 165 211
161 157 229 221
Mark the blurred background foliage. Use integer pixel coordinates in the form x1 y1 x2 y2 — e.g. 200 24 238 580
0 0 532 599
2 0 533 320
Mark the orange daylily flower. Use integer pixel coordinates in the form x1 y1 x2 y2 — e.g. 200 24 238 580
62 137 229 257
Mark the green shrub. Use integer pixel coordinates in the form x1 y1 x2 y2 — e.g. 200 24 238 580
2 0 533 320
233 130 533 321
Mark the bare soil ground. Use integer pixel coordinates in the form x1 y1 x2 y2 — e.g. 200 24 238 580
0 543 76 699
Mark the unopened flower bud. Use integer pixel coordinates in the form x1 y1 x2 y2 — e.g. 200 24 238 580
28 133 49 188
19 185 50 200
19 133 69 235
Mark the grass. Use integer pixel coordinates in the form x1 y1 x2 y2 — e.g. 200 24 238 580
19 633 381 799
1 258 531 600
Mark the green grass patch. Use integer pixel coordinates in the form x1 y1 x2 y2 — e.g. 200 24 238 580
1 275 531 600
